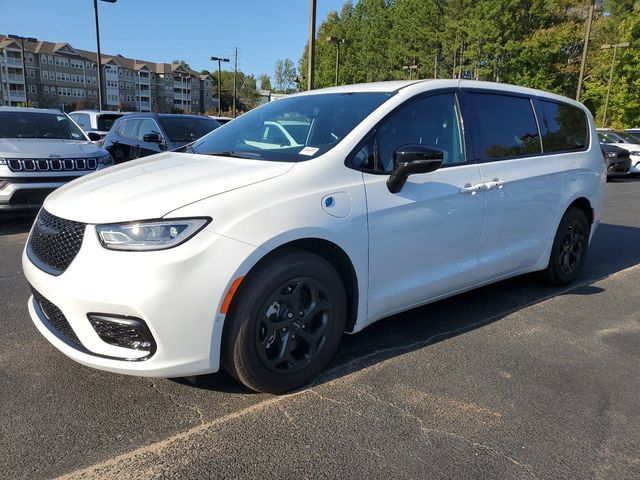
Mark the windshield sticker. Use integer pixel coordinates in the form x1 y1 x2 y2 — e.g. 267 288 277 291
299 146 319 156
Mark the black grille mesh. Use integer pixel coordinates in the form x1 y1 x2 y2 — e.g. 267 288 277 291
28 210 85 275
30 287 83 347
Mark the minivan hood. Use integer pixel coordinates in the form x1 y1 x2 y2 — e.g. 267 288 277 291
0 138 103 157
44 152 295 223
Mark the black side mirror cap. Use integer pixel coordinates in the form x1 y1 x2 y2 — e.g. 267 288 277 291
143 133 162 143
387 145 444 193
87 131 102 141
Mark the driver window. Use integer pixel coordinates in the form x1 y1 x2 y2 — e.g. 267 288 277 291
377 93 464 173
137 119 162 141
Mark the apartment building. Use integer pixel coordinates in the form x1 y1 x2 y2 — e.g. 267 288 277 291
0 35 220 113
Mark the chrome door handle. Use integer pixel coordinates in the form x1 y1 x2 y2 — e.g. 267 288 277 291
459 183 484 195
484 179 505 190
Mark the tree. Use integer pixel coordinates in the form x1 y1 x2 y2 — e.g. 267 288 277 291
259 73 272 91
274 58 297 92
172 59 190 69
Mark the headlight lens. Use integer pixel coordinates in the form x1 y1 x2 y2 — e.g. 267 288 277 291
0 157 6 165
604 151 617 158
96 218 210 251
629 151 640 156
97 154 114 166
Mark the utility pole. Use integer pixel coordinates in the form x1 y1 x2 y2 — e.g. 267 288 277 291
402 62 418 80
307 0 316 90
93 0 116 111
233 47 238 117
601 42 629 127
326 37 346 86
576 0 595 101
210 56 229 115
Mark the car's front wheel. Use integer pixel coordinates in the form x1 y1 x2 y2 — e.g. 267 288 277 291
221 249 346 393
543 207 590 286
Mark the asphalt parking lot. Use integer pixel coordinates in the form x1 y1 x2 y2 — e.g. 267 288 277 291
1 179 639 480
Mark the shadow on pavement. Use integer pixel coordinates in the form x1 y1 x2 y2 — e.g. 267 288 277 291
186 222 640 393
0 213 36 237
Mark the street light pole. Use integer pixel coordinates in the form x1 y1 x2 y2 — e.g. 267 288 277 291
576 0 595 101
307 0 316 90
402 63 418 80
601 42 629 127
210 56 229 115
326 37 346 87
93 0 116 111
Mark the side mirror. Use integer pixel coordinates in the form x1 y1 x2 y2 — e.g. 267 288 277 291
143 133 161 143
386 145 444 193
87 131 102 141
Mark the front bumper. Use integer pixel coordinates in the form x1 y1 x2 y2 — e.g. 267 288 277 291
0 181 68 211
628 155 640 174
23 221 259 377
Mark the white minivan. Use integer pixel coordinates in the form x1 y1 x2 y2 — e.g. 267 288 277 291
23 80 605 393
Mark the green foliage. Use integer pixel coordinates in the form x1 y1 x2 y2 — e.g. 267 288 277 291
274 58 297 92
171 59 190 69
301 0 640 127
259 73 272 91
210 70 260 113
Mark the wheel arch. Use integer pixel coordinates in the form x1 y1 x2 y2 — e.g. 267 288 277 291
225 237 360 335
567 196 593 225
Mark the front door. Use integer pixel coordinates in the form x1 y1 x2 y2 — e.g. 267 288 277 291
359 92 486 320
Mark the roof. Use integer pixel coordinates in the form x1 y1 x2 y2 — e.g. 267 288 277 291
0 35 203 76
118 112 210 119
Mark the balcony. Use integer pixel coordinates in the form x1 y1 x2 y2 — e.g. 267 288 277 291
6 73 25 83
8 90 26 100
5 56 23 66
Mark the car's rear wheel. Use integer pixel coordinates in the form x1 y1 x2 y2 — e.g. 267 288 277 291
221 249 346 393
543 207 589 286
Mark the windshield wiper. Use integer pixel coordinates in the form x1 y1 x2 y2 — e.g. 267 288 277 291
204 150 263 159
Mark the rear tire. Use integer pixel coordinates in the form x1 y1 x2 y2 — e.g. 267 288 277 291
543 207 590 286
221 249 346 393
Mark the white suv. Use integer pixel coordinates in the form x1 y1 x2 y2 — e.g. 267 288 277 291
22 80 605 393
0 107 114 213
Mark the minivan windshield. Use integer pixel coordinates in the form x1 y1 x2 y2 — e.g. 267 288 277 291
191 92 393 161
0 111 87 140
160 116 220 143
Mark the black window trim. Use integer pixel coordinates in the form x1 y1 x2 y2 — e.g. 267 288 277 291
345 87 470 175
458 88 544 164
532 97 590 155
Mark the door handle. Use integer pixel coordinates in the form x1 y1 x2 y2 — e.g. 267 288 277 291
459 183 484 195
484 178 505 190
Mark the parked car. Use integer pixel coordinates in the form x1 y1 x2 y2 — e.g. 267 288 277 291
625 128 640 137
601 143 631 179
0 107 113 213
22 80 605 393
68 110 126 145
597 129 640 174
103 113 220 163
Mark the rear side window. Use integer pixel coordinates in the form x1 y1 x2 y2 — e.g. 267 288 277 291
97 114 122 132
467 93 541 160
537 101 588 153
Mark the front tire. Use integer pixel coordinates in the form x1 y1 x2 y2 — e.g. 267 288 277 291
221 249 346 393
543 207 590 286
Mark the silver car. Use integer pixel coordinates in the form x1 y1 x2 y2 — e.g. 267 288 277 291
0 107 114 213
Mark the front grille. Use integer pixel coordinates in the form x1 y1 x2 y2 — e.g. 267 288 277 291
30 286 83 347
8 158 98 172
27 209 86 275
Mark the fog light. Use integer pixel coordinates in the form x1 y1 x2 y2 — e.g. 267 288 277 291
87 313 156 354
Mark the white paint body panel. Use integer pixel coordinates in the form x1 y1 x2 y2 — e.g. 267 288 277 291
22 80 605 377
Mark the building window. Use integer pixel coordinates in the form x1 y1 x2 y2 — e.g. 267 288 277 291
48 55 54 64
42 70 48 80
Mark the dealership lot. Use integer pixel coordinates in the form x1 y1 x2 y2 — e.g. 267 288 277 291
0 179 638 479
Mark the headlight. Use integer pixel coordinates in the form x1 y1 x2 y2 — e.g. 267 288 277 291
97 154 114 166
629 151 640 156
96 218 210 251
0 157 6 165
604 151 617 158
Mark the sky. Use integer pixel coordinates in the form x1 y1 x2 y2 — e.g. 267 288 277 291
1 0 347 80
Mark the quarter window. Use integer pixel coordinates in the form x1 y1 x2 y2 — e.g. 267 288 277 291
537 101 588 153
119 119 139 138
467 93 541 160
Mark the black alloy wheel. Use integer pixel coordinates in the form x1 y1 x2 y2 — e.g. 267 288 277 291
544 207 590 286
558 220 585 277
